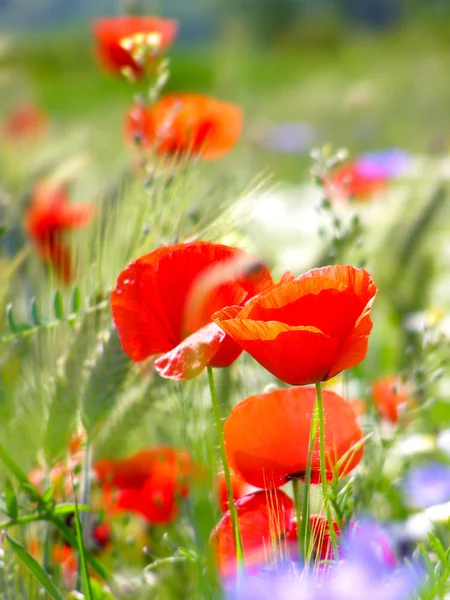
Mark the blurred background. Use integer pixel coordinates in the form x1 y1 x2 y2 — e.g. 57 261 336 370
1 0 449 182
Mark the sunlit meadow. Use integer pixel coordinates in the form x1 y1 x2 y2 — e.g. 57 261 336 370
1 2 450 599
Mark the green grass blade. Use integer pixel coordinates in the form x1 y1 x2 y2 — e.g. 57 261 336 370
0 441 33 486
72 477 93 600
49 516 110 582
5 534 64 600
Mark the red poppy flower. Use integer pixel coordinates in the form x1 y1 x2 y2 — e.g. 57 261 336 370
95 446 192 525
213 265 376 386
224 387 364 489
92 16 178 78
95 446 191 491
110 242 272 380
285 515 341 562
330 163 387 201
210 489 294 578
125 94 243 160
217 471 250 513
372 376 411 423
2 103 48 142
24 180 92 283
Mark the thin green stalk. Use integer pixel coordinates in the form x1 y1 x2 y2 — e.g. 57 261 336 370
0 514 44 529
291 479 303 561
300 402 319 565
315 382 339 555
206 367 244 566
42 466 51 574
76 438 92 591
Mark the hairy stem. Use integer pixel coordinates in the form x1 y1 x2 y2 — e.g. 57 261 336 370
315 381 339 555
207 367 244 567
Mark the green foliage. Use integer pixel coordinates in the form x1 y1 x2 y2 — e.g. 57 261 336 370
81 328 131 439
5 534 65 600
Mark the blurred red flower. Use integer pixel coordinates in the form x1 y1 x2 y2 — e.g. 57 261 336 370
372 376 411 423
24 180 92 283
210 489 294 578
224 387 364 488
92 16 178 77
110 242 272 380
217 471 250 513
95 446 192 525
2 103 48 142
213 265 377 386
330 162 387 201
125 94 243 160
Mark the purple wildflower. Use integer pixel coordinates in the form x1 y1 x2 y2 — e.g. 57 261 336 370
262 122 316 154
356 149 411 179
403 462 450 509
226 523 423 600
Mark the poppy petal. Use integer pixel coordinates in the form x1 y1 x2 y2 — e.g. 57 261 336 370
93 16 178 77
210 489 294 578
224 387 364 488
184 252 271 334
126 94 243 159
111 242 272 366
327 313 373 379
154 322 226 380
111 255 178 361
298 265 376 306
212 316 339 385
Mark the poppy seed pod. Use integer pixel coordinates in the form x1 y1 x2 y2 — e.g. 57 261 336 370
213 265 377 386
224 387 364 488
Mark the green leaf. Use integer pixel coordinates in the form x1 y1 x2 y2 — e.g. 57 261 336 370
38 485 56 514
72 286 82 313
428 533 448 563
6 304 18 333
21 482 41 502
5 534 65 600
31 297 41 326
53 503 89 516
54 290 64 319
42 485 55 504
4 480 18 520
5 304 32 334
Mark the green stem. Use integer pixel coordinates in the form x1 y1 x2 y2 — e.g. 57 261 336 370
291 479 303 561
206 367 244 567
0 514 44 529
42 466 51 574
315 381 339 555
300 401 319 565
76 437 92 591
